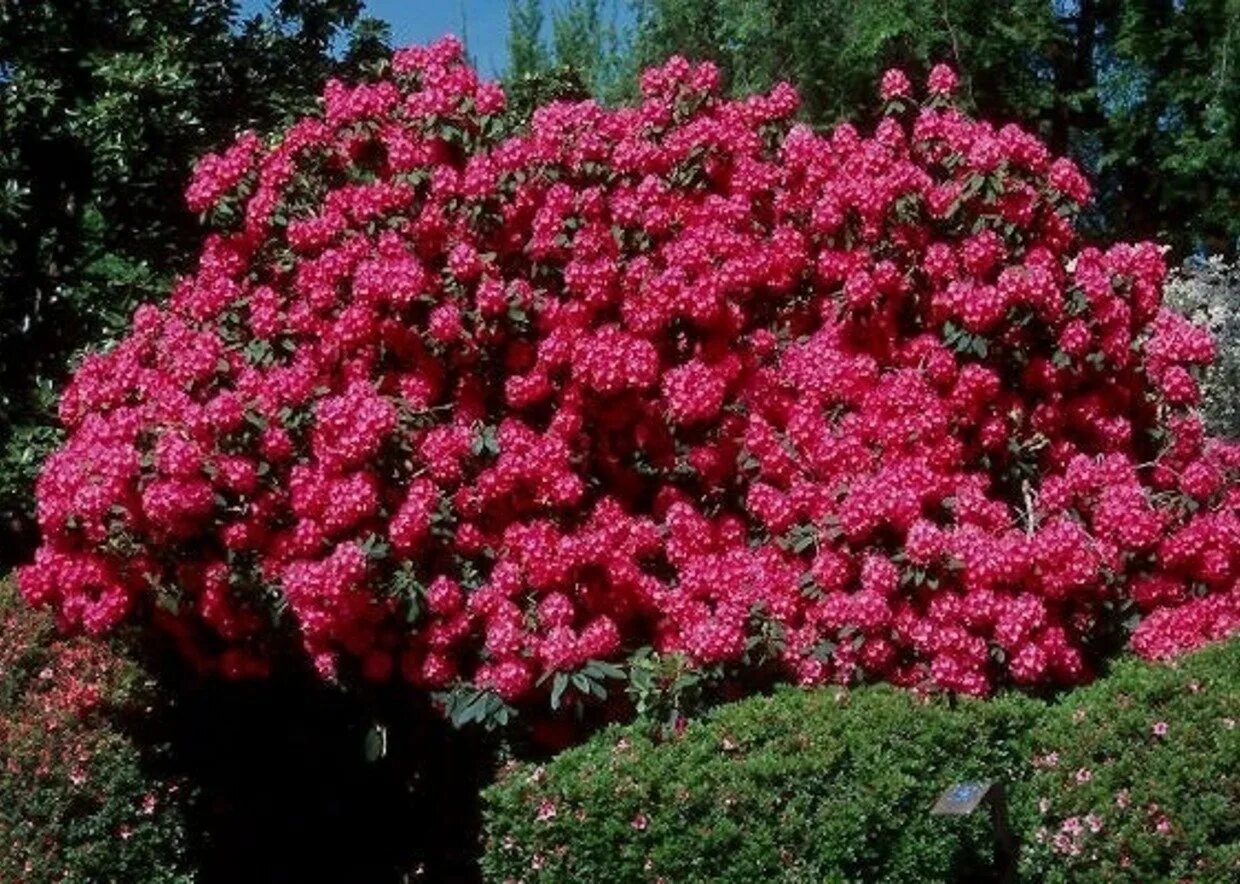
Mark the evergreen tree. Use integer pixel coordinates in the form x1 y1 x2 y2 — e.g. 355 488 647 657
504 0 630 110
508 0 546 78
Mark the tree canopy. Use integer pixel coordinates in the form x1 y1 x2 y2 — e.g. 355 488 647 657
518 0 1240 256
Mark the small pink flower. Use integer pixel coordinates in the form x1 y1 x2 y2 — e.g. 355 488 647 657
536 799 557 822
1155 815 1173 835
1052 832 1080 857
1074 767 1092 784
1152 720 1168 737
1034 751 1060 769
631 812 649 831
1115 789 1131 809
1085 813 1104 833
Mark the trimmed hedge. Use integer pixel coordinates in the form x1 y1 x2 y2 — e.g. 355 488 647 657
1016 640 1239 882
0 577 192 883
482 642 1239 883
483 687 1042 882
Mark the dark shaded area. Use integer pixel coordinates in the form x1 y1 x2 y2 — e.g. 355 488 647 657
0 507 38 571
143 667 494 883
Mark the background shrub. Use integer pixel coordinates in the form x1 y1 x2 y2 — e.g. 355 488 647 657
1015 639 1239 882
0 576 192 883
482 640 1238 883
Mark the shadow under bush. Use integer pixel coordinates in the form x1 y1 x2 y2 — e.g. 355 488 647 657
148 662 497 884
2 572 499 884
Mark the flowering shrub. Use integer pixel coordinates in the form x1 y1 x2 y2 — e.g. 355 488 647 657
0 577 191 883
1016 638 1239 881
17 38 1240 723
482 640 1238 883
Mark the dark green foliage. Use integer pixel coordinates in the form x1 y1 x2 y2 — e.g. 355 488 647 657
550 0 624 97
0 1 390 525
502 63 594 128
1101 1 1240 255
631 0 1058 127
1015 640 1240 882
482 640 1239 883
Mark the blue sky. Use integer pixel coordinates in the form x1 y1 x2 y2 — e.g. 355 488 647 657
239 1 632 78
364 0 513 75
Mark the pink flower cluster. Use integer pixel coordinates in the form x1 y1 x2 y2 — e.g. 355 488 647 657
19 43 1240 712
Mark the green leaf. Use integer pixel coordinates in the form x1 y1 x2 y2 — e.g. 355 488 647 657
363 723 387 761
591 661 625 680
551 672 569 710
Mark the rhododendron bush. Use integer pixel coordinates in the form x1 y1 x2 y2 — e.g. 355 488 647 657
19 38 1240 722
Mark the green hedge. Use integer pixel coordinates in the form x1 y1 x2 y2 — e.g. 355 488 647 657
0 577 192 883
483 687 1042 882
482 642 1239 883
1015 640 1239 882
